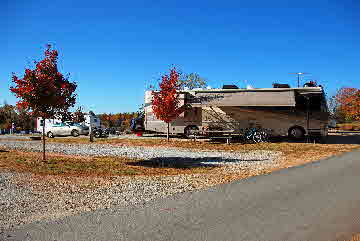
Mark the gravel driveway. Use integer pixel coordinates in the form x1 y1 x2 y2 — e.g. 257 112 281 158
0 139 282 232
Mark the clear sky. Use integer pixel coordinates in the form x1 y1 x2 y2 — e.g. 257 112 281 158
2 0 359 113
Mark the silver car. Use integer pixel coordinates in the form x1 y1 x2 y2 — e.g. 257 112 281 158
46 122 89 138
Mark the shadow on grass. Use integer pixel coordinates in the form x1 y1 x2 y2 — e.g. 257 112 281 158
126 156 267 169
273 135 360 145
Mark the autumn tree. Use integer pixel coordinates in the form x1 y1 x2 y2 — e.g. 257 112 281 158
178 72 207 90
72 106 85 123
332 87 360 122
97 112 136 131
10 44 77 160
0 104 18 132
16 106 34 132
152 67 183 141
99 113 113 128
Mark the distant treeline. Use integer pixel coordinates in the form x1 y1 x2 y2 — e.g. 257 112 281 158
0 103 140 133
97 112 138 131
0 104 34 132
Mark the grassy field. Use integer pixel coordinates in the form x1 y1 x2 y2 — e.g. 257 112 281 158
1 137 358 179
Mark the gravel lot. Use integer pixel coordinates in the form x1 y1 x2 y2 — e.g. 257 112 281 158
0 139 281 231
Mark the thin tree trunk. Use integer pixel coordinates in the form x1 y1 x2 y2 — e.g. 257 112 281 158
42 119 46 160
89 125 94 142
167 122 170 142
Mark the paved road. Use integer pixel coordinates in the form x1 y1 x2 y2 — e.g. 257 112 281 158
3 149 360 241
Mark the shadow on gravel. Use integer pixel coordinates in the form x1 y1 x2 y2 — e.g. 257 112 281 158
325 134 360 144
127 157 266 169
277 135 360 145
0 150 9 153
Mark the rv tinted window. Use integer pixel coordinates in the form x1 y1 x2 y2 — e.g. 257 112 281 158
309 95 321 111
295 95 307 111
295 95 321 111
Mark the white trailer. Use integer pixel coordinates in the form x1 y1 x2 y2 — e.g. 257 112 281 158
36 118 62 133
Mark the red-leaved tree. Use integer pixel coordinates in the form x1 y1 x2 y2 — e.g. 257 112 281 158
334 87 360 122
72 106 85 123
152 67 183 141
10 44 77 160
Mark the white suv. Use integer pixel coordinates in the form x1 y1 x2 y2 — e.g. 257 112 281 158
46 122 89 138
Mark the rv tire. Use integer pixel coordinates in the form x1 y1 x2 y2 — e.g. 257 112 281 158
288 126 305 140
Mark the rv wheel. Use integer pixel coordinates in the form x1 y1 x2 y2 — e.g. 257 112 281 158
184 126 198 138
288 126 305 140
47 132 54 138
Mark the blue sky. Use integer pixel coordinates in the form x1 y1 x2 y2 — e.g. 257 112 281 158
2 0 359 113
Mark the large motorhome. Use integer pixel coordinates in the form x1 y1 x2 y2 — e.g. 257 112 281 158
141 85 329 139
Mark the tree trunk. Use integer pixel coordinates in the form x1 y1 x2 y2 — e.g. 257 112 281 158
89 125 94 142
42 119 46 160
167 122 170 142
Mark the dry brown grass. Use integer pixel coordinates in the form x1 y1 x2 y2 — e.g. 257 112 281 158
47 137 359 167
0 150 214 177
1 138 358 180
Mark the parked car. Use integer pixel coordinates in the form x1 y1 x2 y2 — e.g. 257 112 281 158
46 122 89 138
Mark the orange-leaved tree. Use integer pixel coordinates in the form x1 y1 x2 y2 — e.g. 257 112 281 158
334 87 360 122
152 67 183 141
10 44 77 160
72 106 85 123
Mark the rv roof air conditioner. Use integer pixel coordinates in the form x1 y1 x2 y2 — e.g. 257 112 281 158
222 85 239 89
273 83 290 88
